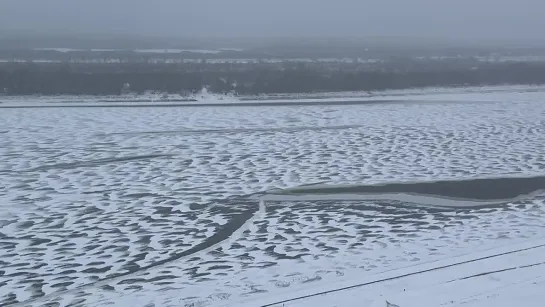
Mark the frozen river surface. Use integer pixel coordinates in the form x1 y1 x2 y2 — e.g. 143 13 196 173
1 88 545 306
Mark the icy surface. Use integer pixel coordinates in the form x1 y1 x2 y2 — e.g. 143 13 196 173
1 88 545 306
241 238 545 307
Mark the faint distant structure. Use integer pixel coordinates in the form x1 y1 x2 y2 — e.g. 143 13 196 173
179 89 191 97
121 83 131 94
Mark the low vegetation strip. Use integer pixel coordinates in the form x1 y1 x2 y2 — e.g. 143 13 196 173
2 60 545 95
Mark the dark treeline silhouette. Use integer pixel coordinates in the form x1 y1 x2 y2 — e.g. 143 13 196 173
2 60 545 96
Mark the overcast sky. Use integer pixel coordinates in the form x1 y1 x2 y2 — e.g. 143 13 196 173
1 0 544 44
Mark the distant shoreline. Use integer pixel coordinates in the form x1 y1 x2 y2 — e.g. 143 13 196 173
2 84 545 108
0 99 406 109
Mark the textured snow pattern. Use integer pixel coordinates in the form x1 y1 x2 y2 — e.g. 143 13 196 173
1 89 545 306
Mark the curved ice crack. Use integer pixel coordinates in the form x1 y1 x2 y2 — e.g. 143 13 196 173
8 199 266 307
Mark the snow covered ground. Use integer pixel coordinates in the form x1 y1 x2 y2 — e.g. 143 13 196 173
236 239 545 307
1 85 544 307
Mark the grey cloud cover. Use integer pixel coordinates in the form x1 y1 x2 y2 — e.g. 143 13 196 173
1 0 543 43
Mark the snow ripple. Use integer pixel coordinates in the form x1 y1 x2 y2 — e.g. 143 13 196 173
1 97 545 306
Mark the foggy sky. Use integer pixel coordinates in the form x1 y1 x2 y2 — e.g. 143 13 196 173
1 0 544 44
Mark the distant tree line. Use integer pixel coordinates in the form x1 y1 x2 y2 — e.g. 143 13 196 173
2 60 545 96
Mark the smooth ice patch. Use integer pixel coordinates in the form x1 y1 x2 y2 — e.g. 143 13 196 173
263 175 545 208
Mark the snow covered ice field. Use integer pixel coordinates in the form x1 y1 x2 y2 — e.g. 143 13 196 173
1 86 545 306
